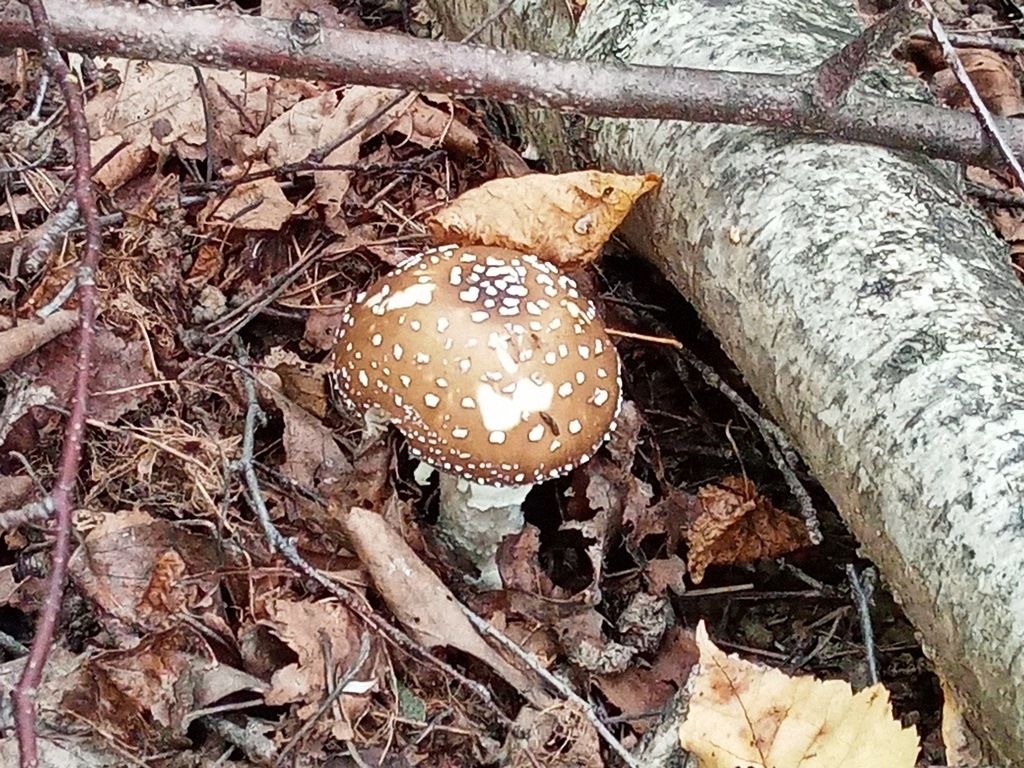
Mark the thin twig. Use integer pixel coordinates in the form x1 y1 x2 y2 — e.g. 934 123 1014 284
276 634 371 765
12 0 103 764
912 29 1024 55
0 498 54 531
668 345 823 544
920 0 1024 185
460 604 641 768
846 564 880 685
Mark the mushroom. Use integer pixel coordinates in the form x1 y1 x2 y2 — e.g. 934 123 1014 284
332 244 622 587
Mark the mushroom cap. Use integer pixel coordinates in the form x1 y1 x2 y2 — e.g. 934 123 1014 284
332 244 622 485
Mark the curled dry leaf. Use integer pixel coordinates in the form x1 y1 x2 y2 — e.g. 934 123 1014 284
341 506 551 707
679 622 919 767
427 170 661 268
686 476 811 584
388 96 479 156
254 361 356 502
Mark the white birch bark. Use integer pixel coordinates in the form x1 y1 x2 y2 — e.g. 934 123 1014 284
429 0 1024 760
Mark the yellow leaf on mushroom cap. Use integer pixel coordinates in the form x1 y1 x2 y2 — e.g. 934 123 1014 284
332 245 622 485
427 170 661 269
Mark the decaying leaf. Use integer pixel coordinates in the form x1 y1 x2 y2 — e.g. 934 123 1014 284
68 509 238 632
200 162 295 231
14 323 156 423
503 702 602 768
932 49 1024 116
62 629 266 746
248 597 380 735
595 626 698 734
686 476 811 583
428 170 660 268
678 622 919 767
341 506 552 707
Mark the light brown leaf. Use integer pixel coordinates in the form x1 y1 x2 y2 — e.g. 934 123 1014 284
386 96 479 156
255 598 379 722
428 170 661 268
88 58 318 166
686 476 811 583
255 86 417 231
679 622 919 767
200 162 295 231
341 506 551 707
933 49 1024 116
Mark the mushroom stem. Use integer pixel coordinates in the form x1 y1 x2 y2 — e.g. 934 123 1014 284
437 473 532 589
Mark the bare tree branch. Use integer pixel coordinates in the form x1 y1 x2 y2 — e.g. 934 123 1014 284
9 0 103 764
0 0 1019 170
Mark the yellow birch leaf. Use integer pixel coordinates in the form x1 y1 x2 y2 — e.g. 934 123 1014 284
679 622 919 768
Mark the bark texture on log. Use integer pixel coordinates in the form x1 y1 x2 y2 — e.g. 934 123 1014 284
433 0 1024 761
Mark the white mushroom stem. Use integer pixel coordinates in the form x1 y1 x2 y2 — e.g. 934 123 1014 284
437 473 532 589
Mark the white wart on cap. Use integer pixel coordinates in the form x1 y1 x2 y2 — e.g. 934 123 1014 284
332 244 622 485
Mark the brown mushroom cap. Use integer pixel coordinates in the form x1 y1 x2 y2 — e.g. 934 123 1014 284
332 244 622 485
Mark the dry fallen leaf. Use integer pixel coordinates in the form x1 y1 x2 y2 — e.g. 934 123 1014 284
503 702 602 768
250 597 380 735
678 622 919 767
88 58 317 169
595 626 698 734
255 86 417 231
428 169 660 268
62 629 266 745
686 476 811 583
68 509 239 631
200 162 295 231
933 49 1024 116
255 360 351 491
14 322 156 423
341 506 551 708
387 96 479 156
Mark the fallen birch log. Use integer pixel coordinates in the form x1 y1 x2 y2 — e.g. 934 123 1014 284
432 0 1024 761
